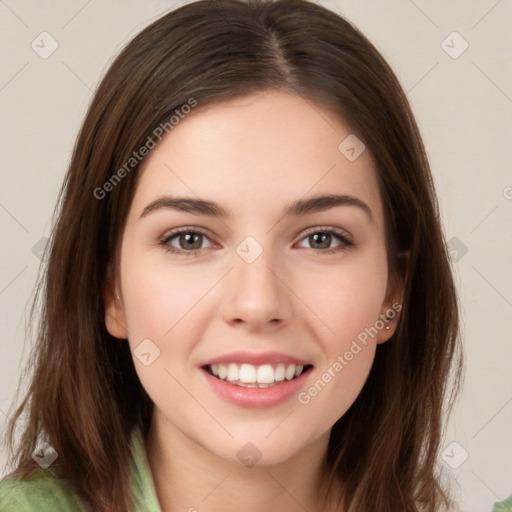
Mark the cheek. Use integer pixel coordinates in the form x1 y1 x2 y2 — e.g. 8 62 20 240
292 252 387 421
299 253 388 345
121 252 210 342
298 343 376 434
119 256 209 406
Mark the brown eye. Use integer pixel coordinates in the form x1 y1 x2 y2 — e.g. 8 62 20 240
308 232 334 249
177 232 203 250
160 228 215 254
297 227 354 253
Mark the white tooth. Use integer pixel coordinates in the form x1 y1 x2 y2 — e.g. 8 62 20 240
227 363 239 381
274 364 286 381
218 364 228 380
211 364 219 376
256 364 275 384
294 365 303 377
285 364 297 380
239 364 257 383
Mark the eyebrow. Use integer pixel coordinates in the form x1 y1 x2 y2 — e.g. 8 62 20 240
139 193 373 223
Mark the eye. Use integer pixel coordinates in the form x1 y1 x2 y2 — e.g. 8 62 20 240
159 227 215 255
159 226 354 256
296 227 354 254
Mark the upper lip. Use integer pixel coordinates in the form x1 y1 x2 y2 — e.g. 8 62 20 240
200 350 312 367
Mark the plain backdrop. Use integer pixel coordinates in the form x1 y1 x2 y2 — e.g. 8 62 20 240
0 1 511 511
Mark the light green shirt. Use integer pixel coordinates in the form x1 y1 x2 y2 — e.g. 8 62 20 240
1 428 511 511
0 427 162 511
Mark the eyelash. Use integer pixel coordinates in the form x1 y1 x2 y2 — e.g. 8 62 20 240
158 226 355 256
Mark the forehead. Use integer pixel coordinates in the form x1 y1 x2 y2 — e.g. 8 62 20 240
132 91 384 227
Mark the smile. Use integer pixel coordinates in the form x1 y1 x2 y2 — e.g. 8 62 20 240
204 362 313 388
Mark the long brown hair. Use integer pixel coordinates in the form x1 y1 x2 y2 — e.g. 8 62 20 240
2 0 463 510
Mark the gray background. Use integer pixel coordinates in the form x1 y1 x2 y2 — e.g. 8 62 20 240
0 1 511 511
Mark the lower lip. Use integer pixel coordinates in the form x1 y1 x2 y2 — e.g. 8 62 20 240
200 367 313 408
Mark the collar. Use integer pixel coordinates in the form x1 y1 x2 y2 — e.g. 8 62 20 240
129 426 163 511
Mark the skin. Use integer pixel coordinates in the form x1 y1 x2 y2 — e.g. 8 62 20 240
104 90 406 512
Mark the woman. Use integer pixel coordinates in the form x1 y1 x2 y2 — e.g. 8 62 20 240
1 0 467 510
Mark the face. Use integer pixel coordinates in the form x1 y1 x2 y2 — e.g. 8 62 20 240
104 90 404 466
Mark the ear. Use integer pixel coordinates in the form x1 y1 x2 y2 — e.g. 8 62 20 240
103 264 128 339
376 250 410 344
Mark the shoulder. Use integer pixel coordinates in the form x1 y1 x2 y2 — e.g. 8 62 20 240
491 495 512 512
0 467 86 511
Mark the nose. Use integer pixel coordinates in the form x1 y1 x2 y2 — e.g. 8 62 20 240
221 245 293 331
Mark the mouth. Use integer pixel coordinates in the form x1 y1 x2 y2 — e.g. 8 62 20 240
202 362 314 388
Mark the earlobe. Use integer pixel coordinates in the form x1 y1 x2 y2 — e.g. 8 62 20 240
103 265 128 339
376 250 410 344
376 312 399 344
